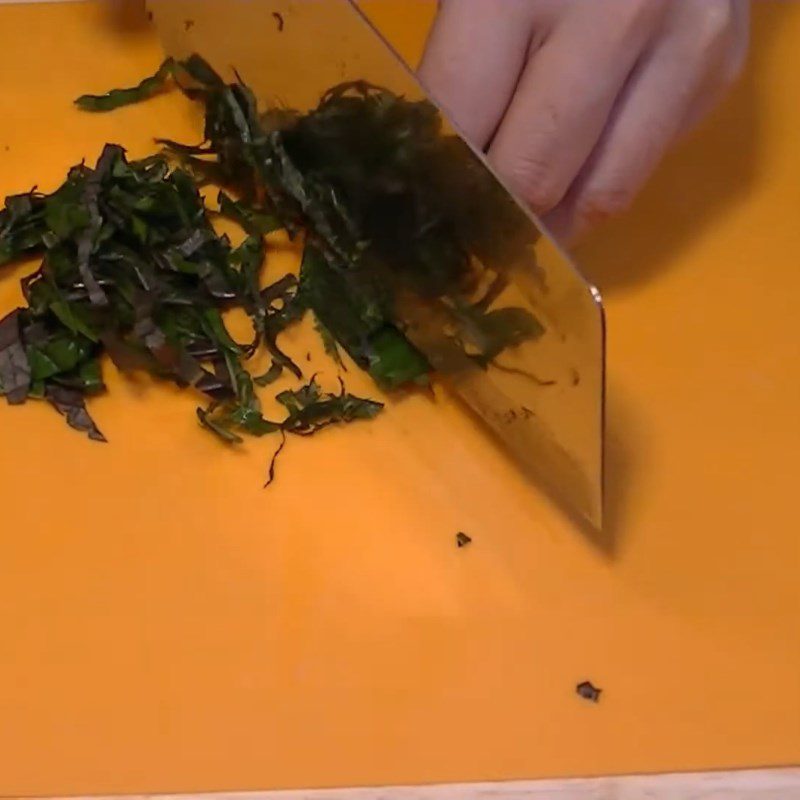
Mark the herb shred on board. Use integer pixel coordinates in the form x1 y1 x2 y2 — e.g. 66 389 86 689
0 55 543 479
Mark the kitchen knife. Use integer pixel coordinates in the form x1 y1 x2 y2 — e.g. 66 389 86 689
149 0 606 530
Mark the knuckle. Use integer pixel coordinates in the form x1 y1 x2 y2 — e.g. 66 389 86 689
722 1 751 86
619 0 669 35
513 160 564 212
719 54 744 93
698 0 735 47
505 103 567 212
577 184 635 223
723 38 750 88
639 114 680 152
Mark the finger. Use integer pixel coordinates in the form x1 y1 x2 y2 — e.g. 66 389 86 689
418 0 540 147
680 0 750 134
488 0 669 213
545 0 739 242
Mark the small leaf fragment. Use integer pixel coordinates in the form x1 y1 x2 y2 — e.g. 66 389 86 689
278 377 383 435
75 58 177 112
576 681 602 703
253 361 283 387
0 309 31 404
197 405 243 444
45 384 106 442
314 315 345 370
264 431 287 487
218 191 282 236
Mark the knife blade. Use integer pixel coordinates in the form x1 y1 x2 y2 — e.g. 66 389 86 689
149 0 606 530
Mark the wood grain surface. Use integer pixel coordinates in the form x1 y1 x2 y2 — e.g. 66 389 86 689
40 769 800 800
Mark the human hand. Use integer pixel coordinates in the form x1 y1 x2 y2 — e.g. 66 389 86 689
419 0 750 243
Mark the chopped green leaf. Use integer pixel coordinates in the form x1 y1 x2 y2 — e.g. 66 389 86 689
456 532 472 548
0 310 31 404
264 431 287 487
0 56 547 486
452 302 545 366
277 377 383 435
75 58 177 112
367 327 430 389
253 361 283 387
197 404 243 444
45 384 106 442
313 315 345 370
218 191 282 236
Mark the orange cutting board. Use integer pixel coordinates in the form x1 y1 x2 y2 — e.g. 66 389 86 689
0 2 798 795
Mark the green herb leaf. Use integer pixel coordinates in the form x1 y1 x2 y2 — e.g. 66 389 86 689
453 302 545 366
197 404 243 444
278 377 383 435
264 431 287 487
300 245 428 388
27 333 94 381
45 384 106 442
313 315 345 370
2 56 543 487
253 361 283 387
367 327 430 389
218 191 282 236
54 358 105 395
0 310 31 404
0 192 48 266
75 58 177 112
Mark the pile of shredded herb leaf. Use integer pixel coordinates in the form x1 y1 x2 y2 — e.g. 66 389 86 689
0 55 542 473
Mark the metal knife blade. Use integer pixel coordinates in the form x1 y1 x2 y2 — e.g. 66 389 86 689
149 0 606 530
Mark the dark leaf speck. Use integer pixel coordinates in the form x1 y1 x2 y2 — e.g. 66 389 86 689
576 681 602 703
456 532 472 548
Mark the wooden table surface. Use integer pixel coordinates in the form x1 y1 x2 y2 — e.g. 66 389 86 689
0 1 797 796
